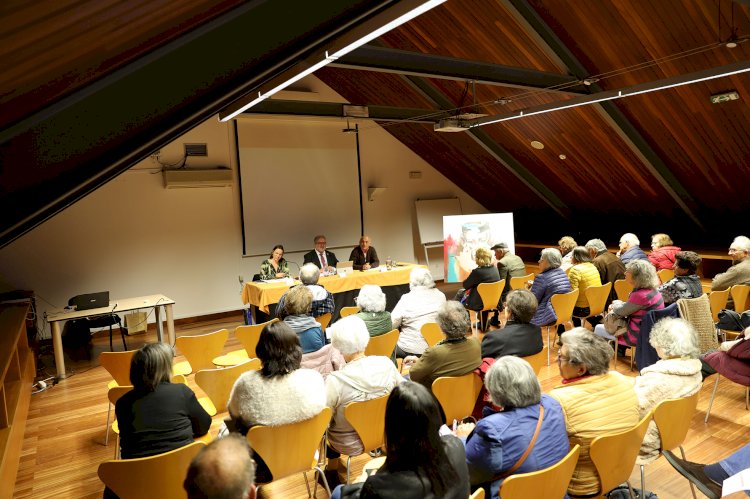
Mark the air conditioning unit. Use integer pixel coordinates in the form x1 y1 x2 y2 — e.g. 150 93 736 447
163 168 233 189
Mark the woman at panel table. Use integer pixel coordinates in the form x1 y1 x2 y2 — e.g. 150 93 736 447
259 244 291 279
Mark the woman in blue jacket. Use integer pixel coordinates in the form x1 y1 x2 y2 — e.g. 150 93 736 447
529 248 572 327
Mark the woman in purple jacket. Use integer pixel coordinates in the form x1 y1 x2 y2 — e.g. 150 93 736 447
529 248 572 327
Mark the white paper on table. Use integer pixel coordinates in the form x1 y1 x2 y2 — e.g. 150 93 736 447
722 468 750 496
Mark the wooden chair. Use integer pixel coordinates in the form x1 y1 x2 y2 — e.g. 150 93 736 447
100 350 136 445
246 407 333 497
194 358 262 415
432 371 483 424
709 288 731 340
107 385 133 458
657 268 675 284
475 280 505 334
98 441 205 499
731 284 750 312
704 373 750 423
510 273 534 290
339 306 360 318
213 319 276 367
364 329 399 358
469 488 485 499
342 394 389 483
589 411 652 498
314 312 332 330
614 279 633 302
641 392 700 499
520 347 547 375
421 322 443 348
499 444 581 499
543 289 579 365
172 328 229 375
579 282 613 328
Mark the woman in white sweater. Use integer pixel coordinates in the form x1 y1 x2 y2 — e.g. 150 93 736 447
634 317 702 464
392 268 446 357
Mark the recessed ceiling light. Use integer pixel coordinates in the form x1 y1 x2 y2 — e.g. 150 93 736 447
559 154 567 160
530 141 544 150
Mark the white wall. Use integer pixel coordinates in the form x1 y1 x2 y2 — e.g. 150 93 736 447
0 77 485 337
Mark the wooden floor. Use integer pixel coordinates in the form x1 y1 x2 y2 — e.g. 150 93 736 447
13 309 750 498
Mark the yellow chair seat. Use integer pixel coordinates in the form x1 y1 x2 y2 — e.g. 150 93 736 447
213 349 250 367
172 360 192 377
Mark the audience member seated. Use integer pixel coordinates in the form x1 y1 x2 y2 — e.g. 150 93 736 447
594 260 664 347
481 290 543 359
457 356 569 497
282 285 326 353
349 235 379 271
403 301 481 390
325 316 403 481
558 236 577 272
634 318 702 465
702 326 750 384
489 242 527 326
549 328 639 497
330 382 470 499
648 233 682 271
276 263 334 319
226 321 325 481
454 247 500 328
392 268 446 358
664 441 750 499
711 236 750 309
658 251 703 305
259 244 291 280
184 433 256 499
618 233 649 264
567 246 602 329
354 285 392 337
303 234 338 274
585 238 625 309
529 248 572 328
116 343 211 459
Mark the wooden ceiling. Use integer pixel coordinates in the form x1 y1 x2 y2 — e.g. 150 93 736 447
2 0 750 248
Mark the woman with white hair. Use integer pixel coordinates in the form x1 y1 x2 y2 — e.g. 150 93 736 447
354 284 392 336
594 259 664 347
634 317 701 464
529 248 572 327
457 356 569 498
325 315 403 480
391 268 446 358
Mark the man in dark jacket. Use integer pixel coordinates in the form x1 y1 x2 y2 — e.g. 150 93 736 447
481 289 543 359
586 238 626 311
489 242 527 327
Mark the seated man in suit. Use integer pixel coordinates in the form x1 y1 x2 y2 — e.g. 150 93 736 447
350 235 379 270
303 235 338 274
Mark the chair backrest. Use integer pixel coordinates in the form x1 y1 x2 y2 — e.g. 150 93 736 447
344 394 389 455
709 288 731 323
614 279 633 302
421 322 443 348
653 391 699 452
107 385 133 405
246 407 332 481
99 350 137 386
469 487 486 499
314 313 332 330
477 280 505 312
236 319 276 358
550 289 579 327
510 273 535 290
590 411 652 496
98 441 205 499
432 372 483 423
499 444 581 499
339 306 360 318
657 268 675 284
194 358 262 414
175 328 229 372
731 284 750 312
172 374 187 384
584 282 613 318
520 347 547 375
364 329 400 357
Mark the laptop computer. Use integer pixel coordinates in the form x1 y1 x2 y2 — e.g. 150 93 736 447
68 291 110 311
336 260 354 273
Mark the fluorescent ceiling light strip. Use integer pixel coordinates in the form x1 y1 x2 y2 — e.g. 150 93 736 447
329 0 448 59
221 0 446 121
474 65 750 128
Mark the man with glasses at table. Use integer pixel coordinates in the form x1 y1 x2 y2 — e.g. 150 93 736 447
711 235 750 309
303 235 338 275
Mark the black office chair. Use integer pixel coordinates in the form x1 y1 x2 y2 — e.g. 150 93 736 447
88 314 128 351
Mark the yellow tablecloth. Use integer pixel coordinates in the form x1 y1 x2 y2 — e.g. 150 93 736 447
241 264 424 313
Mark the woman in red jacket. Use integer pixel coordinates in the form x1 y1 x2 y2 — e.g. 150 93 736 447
648 233 681 271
